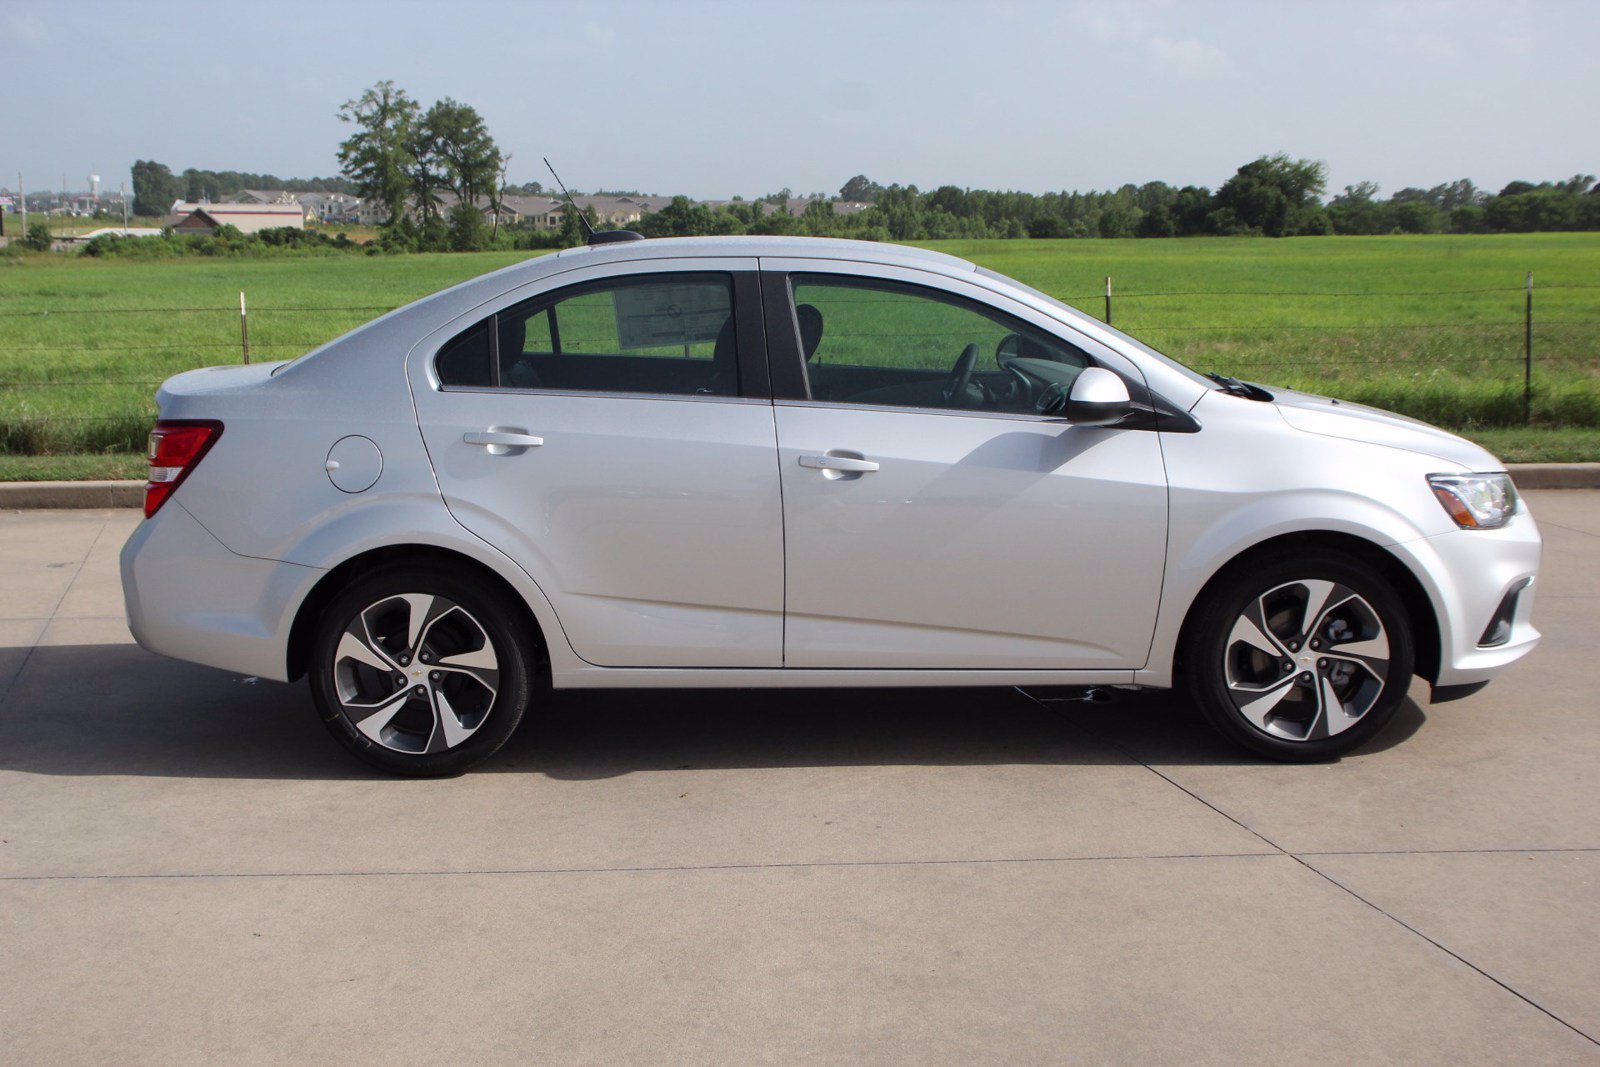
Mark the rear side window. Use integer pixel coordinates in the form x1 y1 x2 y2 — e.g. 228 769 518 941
435 273 740 398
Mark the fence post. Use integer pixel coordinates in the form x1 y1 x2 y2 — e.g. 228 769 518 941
1523 272 1533 425
239 291 251 365
1104 276 1113 325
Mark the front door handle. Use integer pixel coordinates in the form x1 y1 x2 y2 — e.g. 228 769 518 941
464 429 544 455
798 454 879 473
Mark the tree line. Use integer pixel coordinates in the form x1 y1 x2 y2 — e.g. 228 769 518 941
122 78 1599 252
130 161 356 215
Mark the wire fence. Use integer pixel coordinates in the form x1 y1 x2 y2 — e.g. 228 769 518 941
1 279 1598 452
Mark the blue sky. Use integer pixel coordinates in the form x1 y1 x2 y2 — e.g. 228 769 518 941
4 0 1596 199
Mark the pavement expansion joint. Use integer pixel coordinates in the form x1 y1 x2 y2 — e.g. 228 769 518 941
0 519 107 706
1020 687 1600 1051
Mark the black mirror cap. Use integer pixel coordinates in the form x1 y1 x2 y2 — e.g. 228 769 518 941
1065 397 1134 426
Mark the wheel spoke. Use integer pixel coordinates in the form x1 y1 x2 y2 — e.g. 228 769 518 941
399 593 441 653
427 687 475 752
1297 580 1339 639
337 624 398 673
1326 631 1389 675
1232 675 1298 731
1316 675 1363 738
1234 598 1290 658
349 690 412 745
436 646 499 692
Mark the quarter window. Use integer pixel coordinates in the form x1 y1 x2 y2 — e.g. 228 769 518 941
790 275 1091 415
436 273 740 397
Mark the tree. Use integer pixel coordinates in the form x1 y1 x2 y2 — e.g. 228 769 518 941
336 81 420 228
425 98 502 205
838 174 884 202
448 200 489 251
1210 154 1327 237
401 111 447 227
1392 201 1441 234
131 160 181 217
1328 181 1384 235
1432 179 1483 212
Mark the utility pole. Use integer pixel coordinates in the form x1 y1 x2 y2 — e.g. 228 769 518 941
121 180 129 233
19 172 26 235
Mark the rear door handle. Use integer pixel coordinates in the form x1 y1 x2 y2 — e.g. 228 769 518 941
464 429 543 454
798 454 879 473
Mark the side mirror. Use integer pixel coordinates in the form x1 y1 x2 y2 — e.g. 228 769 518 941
1063 367 1132 426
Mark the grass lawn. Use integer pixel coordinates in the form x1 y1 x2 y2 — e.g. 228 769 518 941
0 233 1596 460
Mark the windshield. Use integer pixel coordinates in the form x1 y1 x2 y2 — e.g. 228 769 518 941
975 266 1216 390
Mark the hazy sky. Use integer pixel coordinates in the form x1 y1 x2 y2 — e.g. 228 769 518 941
4 0 1596 199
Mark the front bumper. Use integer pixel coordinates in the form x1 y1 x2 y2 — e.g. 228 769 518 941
1404 505 1541 689
121 500 322 682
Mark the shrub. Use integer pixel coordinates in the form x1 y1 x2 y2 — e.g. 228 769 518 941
21 221 53 252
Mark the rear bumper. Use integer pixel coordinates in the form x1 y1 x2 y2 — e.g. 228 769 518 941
121 501 321 682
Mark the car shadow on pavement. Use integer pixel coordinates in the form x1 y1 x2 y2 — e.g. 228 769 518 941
0 643 1425 781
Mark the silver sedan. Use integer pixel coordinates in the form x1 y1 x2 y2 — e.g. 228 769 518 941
121 235 1541 774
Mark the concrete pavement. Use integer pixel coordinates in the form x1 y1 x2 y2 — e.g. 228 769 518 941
1 496 1597 1063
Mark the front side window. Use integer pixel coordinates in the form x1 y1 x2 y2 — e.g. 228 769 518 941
436 273 739 397
790 275 1092 415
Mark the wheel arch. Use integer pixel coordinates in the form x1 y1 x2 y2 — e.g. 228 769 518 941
1172 530 1441 685
286 544 550 682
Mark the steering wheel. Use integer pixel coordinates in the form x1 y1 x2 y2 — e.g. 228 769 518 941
940 342 980 407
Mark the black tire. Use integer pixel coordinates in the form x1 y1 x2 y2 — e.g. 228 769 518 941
309 565 536 776
1181 549 1415 762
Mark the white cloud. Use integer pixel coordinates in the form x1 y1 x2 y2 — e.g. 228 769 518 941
1147 36 1234 80
584 22 616 48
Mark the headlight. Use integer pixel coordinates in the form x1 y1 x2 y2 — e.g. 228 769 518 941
1428 472 1518 530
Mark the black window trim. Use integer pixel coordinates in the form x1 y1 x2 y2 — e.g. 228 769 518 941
759 268 1198 432
434 269 771 401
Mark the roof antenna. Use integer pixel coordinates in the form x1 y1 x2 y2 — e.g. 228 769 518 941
544 157 594 238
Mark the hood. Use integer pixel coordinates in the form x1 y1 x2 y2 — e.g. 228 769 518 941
1268 386 1501 470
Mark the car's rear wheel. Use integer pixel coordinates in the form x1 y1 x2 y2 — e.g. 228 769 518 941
1182 549 1415 762
309 567 535 776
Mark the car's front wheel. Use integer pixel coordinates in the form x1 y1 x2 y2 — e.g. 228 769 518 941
309 567 535 776
1183 549 1415 762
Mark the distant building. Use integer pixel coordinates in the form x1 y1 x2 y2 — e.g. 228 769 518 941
225 189 299 205
221 189 363 225
298 192 362 224
166 203 306 234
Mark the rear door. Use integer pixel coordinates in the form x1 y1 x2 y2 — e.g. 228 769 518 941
410 258 785 668
761 259 1170 670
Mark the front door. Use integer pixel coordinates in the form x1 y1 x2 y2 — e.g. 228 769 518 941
410 261 785 668
766 266 1169 670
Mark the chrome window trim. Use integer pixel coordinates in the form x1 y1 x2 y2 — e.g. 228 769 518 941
773 397 1069 424
435 384 769 407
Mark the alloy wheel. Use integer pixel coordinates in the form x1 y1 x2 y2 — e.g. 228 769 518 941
1222 578 1391 742
331 593 500 755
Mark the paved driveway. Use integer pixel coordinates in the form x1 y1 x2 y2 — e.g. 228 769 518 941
2 493 1597 1064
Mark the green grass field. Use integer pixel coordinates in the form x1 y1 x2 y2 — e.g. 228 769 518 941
0 234 1596 465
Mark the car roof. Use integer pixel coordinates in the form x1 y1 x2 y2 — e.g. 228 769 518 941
550 235 978 274
394 236 981 328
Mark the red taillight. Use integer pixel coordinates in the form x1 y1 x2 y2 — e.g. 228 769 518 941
144 420 223 518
